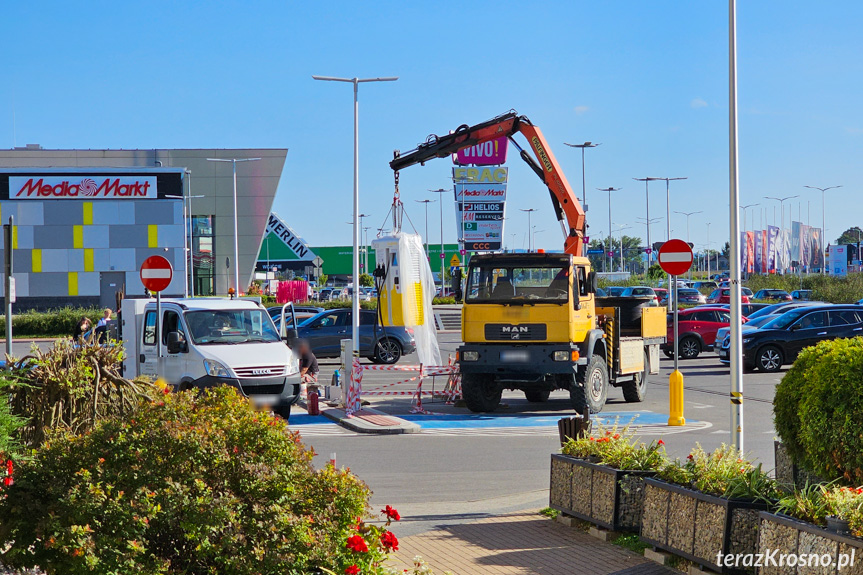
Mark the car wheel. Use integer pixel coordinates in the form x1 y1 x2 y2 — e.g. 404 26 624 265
524 389 551 403
679 336 701 360
756 345 783 372
373 338 402 364
462 373 502 412
571 355 609 414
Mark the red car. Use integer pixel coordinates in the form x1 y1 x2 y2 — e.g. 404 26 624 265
663 307 748 359
707 288 751 305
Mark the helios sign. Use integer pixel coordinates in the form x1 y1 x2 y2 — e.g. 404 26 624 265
9 175 158 199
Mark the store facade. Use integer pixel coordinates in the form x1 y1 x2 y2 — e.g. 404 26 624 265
0 147 286 309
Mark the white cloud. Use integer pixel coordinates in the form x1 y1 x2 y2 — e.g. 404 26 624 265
690 98 708 109
574 105 589 115
845 127 863 135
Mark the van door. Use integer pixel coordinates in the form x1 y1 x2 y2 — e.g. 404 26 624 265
161 309 188 384
139 309 159 378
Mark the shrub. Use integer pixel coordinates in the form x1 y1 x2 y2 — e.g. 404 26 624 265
4 338 156 448
773 343 824 467
0 306 106 337
793 337 863 482
777 483 863 537
0 387 402 575
561 422 667 471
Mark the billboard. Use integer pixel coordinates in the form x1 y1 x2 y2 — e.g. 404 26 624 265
453 167 507 252
828 245 848 277
454 136 508 165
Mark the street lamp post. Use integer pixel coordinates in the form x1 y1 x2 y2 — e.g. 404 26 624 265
166 188 205 298
313 74 398 358
564 142 601 210
635 215 663 274
415 199 434 260
706 222 712 278
633 177 662 270
596 187 621 273
615 224 631 272
520 208 538 251
654 177 687 306
429 188 448 277
357 213 371 274
803 185 841 274
764 195 798 273
206 157 261 295
674 210 702 279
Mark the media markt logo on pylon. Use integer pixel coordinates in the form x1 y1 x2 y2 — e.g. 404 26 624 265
11 174 158 199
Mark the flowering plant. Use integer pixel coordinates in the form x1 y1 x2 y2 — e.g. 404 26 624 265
561 421 668 471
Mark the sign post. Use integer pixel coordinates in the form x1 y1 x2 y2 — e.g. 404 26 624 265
140 256 174 367
658 239 693 426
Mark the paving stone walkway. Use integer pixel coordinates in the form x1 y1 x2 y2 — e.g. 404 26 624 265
388 510 677 574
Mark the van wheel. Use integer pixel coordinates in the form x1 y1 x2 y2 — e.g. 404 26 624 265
571 355 609 414
462 373 501 412
524 389 551 403
622 351 649 403
373 338 402 364
276 403 291 421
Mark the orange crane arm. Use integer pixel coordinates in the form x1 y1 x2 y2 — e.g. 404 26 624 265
390 111 586 256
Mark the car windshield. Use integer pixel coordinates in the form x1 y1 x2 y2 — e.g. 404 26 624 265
747 316 776 328
466 263 570 304
679 289 700 296
606 286 626 296
762 308 811 330
185 309 281 345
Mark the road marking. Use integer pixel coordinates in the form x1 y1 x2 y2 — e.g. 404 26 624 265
293 424 356 437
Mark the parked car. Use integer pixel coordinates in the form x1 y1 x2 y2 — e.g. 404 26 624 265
688 303 770 316
736 305 863 372
692 281 718 292
298 309 416 364
268 306 325 329
675 288 706 305
791 290 813 301
662 306 747 359
620 286 659 305
596 287 608 297
654 288 668 304
318 288 334 302
715 314 792 357
745 301 821 321
605 286 627 297
753 289 792 302
707 288 751 305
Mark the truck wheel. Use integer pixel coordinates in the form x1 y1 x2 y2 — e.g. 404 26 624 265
571 355 609 414
622 351 649 403
524 389 551 403
462 373 502 412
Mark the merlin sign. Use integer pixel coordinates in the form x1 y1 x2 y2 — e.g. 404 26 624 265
0 170 183 200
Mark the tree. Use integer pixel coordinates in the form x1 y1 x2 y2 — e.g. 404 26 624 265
358 273 373 287
317 273 329 287
835 226 863 246
587 235 644 272
721 241 731 259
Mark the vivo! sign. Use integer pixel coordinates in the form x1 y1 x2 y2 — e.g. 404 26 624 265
454 136 508 165
10 176 158 200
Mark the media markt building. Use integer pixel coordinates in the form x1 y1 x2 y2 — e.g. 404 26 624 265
0 147 287 310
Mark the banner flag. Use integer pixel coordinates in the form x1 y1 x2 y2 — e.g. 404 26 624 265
810 227 824 270
802 225 812 269
745 231 755 273
767 226 779 273
790 221 802 263
754 231 763 273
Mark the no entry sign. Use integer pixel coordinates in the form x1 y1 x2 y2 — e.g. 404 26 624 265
140 256 173 292
658 239 693 276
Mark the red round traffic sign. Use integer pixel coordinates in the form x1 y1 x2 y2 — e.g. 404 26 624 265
657 239 693 276
140 255 173 292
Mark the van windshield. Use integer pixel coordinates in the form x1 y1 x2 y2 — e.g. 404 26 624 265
185 309 281 345
466 263 570 304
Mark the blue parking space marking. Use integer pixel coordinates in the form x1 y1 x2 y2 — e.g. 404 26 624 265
289 414 339 426
401 410 680 430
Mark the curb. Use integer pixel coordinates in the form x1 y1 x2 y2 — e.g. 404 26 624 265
322 406 421 435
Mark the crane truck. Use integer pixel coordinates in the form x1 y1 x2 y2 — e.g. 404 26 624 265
390 111 666 413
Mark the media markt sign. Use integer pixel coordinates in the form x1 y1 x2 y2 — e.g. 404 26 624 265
9 175 158 199
453 166 507 252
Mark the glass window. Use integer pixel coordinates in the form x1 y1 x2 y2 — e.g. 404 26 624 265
308 312 345 329
716 311 731 323
185 309 280 345
360 310 378 326
162 311 186 345
830 310 862 326
465 261 570 304
691 311 717 322
192 215 216 296
795 311 827 330
143 311 156 346
576 266 588 297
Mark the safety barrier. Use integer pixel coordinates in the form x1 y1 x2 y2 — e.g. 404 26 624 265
344 358 460 416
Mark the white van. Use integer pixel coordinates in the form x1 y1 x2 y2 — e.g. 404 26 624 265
120 298 301 419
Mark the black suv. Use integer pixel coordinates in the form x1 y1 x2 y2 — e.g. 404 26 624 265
741 305 863 372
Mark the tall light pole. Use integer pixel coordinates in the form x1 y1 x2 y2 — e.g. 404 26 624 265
533 228 545 250
615 224 632 272
429 188 448 277
653 177 687 306
358 213 371 274
673 211 702 245
633 177 662 269
166 188 204 298
706 222 712 278
765 195 798 273
636 216 663 273
415 199 434 260
521 208 538 251
564 142 601 210
728 0 744 450
206 157 261 295
313 74 398 357
596 187 621 272
803 185 841 274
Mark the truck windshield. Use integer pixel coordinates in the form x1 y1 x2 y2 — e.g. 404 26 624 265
465 264 570 304
185 309 281 345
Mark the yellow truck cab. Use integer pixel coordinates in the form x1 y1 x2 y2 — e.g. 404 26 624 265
457 253 666 413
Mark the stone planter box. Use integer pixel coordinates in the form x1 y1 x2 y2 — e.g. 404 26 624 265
640 477 770 574
773 440 821 492
757 511 863 575
549 454 653 532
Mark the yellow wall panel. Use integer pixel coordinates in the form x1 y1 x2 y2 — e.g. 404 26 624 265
11 226 17 249
32 249 42 273
73 225 84 249
84 249 94 272
148 225 158 248
83 202 93 225
68 272 78 296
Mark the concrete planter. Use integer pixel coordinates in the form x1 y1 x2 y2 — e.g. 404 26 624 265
773 440 821 492
549 454 653 532
640 477 769 574
757 511 863 575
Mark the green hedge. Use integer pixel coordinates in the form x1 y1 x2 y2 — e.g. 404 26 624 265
774 336 863 483
0 307 106 338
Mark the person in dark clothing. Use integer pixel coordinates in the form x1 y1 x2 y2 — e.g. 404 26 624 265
299 339 319 382
72 317 92 341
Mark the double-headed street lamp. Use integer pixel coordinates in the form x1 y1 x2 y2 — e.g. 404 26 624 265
596 187 621 272
415 199 435 260
313 74 398 356
206 157 261 295
803 185 841 274
520 208 538 251
564 142 601 210
633 177 662 267
673 210 702 245
429 188 448 275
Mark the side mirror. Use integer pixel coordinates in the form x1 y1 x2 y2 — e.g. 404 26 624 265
588 271 598 294
284 328 299 349
166 331 185 354
789 323 801 331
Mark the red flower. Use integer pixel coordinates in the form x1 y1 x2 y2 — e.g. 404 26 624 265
346 535 368 553
382 505 401 522
6 460 12 475
345 565 360 575
612 434 620 440
3 476 12 487
162 386 170 395
380 530 399 552
657 440 665 446
686 454 694 460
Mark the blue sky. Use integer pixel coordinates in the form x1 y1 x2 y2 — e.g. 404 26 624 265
2 1 862 252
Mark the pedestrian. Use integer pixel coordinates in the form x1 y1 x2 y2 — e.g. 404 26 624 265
94 308 112 344
72 316 92 341
298 339 319 400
